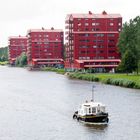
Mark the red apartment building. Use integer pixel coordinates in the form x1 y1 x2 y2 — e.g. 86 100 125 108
27 27 64 68
65 11 122 72
8 36 28 65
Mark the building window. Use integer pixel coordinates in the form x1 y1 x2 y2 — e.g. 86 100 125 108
98 45 104 48
108 28 114 31
108 56 115 59
85 23 89 26
94 34 104 37
118 23 121 26
99 50 104 53
78 23 81 26
118 28 121 31
94 40 104 43
93 46 97 48
92 28 100 31
108 45 115 48
108 39 115 43
108 34 115 37
79 39 89 42
109 50 115 53
110 23 114 26
79 34 85 36
92 23 100 26
80 46 89 48
85 34 89 37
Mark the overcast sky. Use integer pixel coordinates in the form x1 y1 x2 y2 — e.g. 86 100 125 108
0 0 139 47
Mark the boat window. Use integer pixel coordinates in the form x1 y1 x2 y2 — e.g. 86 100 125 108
92 107 96 113
84 108 88 114
89 108 91 113
97 106 100 113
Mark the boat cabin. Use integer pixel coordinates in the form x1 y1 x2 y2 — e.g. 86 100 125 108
78 101 106 116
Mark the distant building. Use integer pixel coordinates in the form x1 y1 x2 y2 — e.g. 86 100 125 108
8 36 28 65
27 27 64 68
65 11 122 72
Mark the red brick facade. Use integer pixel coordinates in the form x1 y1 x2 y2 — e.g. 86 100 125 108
27 28 64 67
8 36 28 65
65 11 122 72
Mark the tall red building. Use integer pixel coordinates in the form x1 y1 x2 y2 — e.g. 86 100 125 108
27 28 64 68
8 36 28 65
65 11 122 72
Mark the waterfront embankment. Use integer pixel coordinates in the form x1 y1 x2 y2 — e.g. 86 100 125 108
41 67 65 74
68 72 140 89
37 67 140 89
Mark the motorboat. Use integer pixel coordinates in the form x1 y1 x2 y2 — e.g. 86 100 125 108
73 86 109 124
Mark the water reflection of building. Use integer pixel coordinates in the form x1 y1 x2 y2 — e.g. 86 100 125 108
8 36 28 65
27 27 64 68
65 11 122 72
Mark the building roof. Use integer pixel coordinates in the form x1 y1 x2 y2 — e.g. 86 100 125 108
66 11 122 20
28 28 63 33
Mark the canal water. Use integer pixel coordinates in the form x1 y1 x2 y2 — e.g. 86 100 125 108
0 66 140 140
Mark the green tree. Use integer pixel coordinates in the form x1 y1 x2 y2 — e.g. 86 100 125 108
120 50 137 74
135 17 140 72
0 47 8 61
15 56 20 66
19 52 27 66
118 16 140 74
15 52 27 67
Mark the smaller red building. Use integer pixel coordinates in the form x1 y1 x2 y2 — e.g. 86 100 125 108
8 36 28 65
27 27 64 68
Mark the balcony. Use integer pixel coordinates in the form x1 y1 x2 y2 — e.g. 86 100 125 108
65 19 73 24
65 31 69 35
65 36 69 40
65 20 69 24
65 25 69 29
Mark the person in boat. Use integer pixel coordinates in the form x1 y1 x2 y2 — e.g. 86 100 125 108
73 111 78 119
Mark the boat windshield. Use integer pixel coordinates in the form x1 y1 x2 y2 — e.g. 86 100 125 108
92 107 96 113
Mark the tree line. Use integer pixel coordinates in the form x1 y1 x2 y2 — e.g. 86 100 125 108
15 52 27 67
118 16 140 74
0 47 8 61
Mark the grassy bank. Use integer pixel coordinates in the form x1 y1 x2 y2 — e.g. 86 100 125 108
68 73 140 89
0 61 8 65
42 67 65 74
